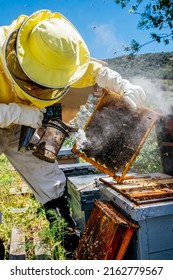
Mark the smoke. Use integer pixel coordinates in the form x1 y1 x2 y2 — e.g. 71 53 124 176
130 76 173 116
76 129 90 149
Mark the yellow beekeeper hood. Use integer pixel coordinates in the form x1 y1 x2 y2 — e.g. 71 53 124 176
4 10 90 107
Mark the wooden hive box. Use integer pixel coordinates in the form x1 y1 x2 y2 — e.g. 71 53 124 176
76 199 138 260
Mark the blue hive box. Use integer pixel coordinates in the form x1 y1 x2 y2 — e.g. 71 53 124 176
67 173 107 232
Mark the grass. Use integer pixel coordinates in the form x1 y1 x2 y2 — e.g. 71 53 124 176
0 154 67 260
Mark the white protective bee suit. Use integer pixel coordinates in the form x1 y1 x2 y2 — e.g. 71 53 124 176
0 10 146 206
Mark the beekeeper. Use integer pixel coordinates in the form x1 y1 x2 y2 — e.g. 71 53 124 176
0 10 146 251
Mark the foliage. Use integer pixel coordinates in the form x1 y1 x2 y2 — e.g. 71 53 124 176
106 51 173 80
37 210 67 260
132 128 162 173
0 154 66 260
114 0 173 53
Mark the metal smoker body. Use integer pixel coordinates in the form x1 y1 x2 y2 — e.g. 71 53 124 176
18 118 72 163
33 118 70 163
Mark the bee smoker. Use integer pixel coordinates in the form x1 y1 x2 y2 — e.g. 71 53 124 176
32 118 72 163
18 118 74 163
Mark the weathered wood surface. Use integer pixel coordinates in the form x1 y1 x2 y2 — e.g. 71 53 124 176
9 227 26 260
34 233 51 260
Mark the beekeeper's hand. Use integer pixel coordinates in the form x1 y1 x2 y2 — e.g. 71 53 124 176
0 103 46 128
95 66 146 109
122 83 146 109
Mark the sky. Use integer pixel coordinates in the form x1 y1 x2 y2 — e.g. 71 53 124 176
0 0 172 59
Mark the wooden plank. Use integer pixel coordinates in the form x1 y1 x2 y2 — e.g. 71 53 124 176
9 187 19 195
161 142 173 147
9 183 30 195
33 233 51 260
130 189 173 198
21 183 30 194
115 227 135 260
9 208 28 214
9 227 26 260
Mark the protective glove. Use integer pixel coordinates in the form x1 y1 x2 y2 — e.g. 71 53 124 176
0 103 46 129
122 82 146 109
95 67 146 109
16 104 46 128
